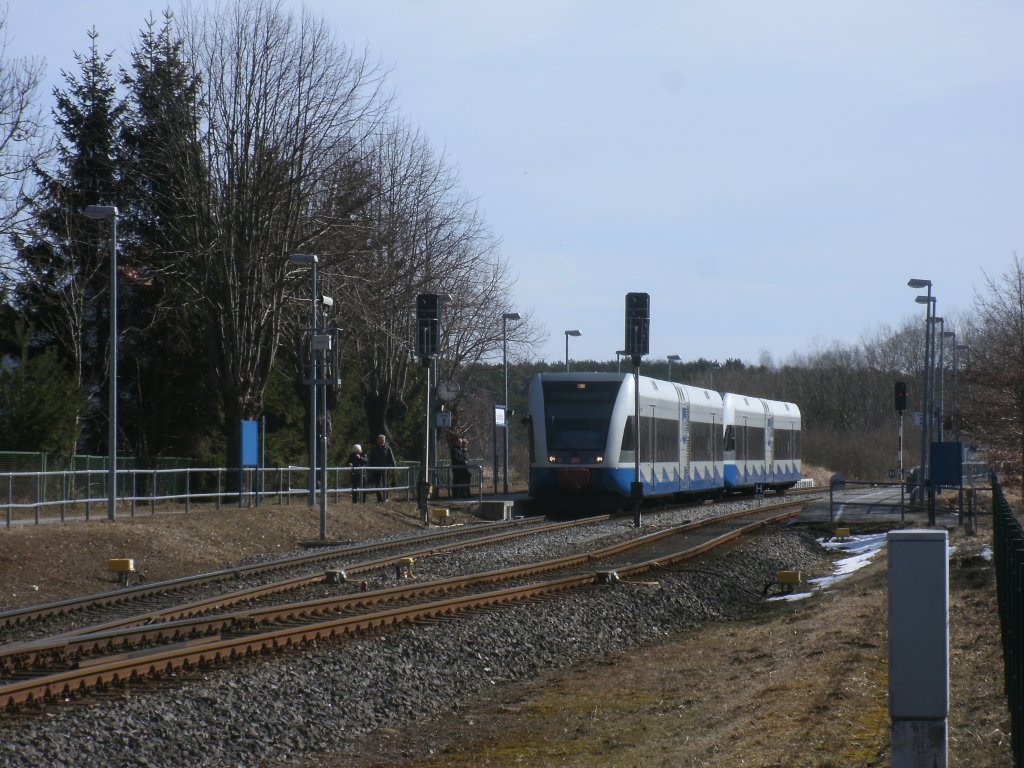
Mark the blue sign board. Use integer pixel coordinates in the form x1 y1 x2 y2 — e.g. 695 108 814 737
931 441 962 486
241 420 259 467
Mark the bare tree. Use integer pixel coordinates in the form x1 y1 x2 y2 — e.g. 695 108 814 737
320 117 542 444
168 0 388 465
963 253 1024 471
0 4 48 272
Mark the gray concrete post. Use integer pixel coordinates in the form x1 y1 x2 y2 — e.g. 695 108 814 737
888 529 948 767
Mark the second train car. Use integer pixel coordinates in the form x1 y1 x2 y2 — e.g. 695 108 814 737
526 372 801 511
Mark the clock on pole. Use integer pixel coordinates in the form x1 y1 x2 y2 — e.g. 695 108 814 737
437 380 461 402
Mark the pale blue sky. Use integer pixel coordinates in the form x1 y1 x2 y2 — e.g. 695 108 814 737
7 1 1023 365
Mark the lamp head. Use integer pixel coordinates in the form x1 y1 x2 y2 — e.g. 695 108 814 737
907 278 931 289
565 329 581 337
503 312 522 321
289 253 318 264
83 205 118 220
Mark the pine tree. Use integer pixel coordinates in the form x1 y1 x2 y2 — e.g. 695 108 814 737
118 13 217 461
12 28 124 455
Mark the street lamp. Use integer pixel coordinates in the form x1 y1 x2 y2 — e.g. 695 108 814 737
909 277 935 522
83 205 119 521
933 317 945 441
290 253 318 508
953 343 968 443
502 312 522 495
564 329 581 372
317 294 335 539
707 361 721 390
666 354 681 382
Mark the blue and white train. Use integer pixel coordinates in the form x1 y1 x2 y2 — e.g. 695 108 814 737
526 372 801 511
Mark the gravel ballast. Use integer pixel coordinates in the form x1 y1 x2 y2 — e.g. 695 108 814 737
0 506 829 768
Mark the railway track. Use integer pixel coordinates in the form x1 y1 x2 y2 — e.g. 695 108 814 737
0 499 802 712
0 515 596 641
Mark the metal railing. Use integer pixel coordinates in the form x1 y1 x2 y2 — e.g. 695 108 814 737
992 476 1023 767
0 462 487 527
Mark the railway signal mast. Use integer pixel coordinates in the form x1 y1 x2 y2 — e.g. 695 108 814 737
624 292 650 529
895 381 907 479
416 293 442 524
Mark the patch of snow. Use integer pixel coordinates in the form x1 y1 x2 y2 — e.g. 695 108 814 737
769 533 888 602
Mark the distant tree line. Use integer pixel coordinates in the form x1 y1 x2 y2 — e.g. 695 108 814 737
0 2 1019 485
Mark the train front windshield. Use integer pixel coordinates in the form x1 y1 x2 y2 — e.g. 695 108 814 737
541 380 620 453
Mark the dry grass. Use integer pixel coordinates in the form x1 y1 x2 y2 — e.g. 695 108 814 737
0 474 1013 767
326 525 1012 768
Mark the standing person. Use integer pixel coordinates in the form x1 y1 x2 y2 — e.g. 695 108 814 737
450 437 470 498
346 444 367 503
368 434 396 502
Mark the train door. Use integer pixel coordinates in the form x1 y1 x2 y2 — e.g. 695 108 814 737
679 402 689 491
765 415 774 484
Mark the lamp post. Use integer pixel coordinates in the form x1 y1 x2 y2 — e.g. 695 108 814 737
83 205 119 521
564 329 581 372
318 294 334 539
666 354 681 382
707 361 721 390
502 311 521 495
953 343 968 443
616 350 627 373
934 317 945 442
909 278 934 523
290 253 318 508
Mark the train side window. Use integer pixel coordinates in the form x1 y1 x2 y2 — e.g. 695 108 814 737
724 425 735 453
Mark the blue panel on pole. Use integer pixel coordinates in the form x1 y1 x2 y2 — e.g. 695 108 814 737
931 442 962 486
241 420 259 467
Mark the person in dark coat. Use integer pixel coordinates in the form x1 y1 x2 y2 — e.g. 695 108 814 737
368 434 396 502
450 437 470 498
346 444 368 503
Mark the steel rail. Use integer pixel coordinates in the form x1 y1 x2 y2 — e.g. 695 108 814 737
0 504 800 711
0 515 592 630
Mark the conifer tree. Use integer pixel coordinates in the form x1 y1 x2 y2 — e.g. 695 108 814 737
12 28 124 455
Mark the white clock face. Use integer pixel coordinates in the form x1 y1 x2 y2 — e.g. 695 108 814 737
438 380 461 401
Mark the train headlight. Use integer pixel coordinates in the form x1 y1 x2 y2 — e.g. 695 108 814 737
595 456 604 463
547 455 557 463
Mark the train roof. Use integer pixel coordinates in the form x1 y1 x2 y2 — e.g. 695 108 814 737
531 371 723 405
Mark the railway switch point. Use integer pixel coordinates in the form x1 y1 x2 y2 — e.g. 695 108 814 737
395 557 415 579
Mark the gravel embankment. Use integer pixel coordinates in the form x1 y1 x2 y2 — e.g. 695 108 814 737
0 503 828 768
